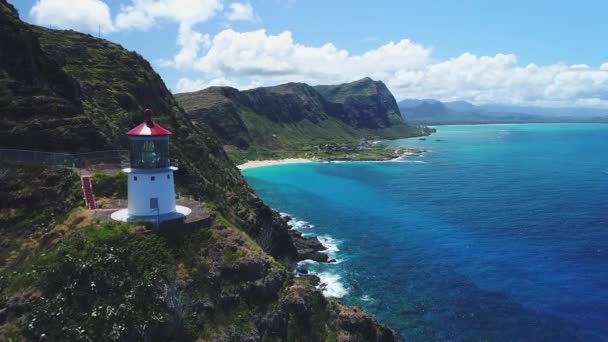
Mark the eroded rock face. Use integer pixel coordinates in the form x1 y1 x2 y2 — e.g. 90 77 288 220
333 302 398 342
0 0 90 150
290 230 330 262
262 282 399 341
315 77 404 129
161 224 400 341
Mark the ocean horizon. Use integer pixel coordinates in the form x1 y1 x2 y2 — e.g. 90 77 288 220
243 123 608 341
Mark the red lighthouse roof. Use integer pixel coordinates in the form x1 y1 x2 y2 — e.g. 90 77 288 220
127 109 172 136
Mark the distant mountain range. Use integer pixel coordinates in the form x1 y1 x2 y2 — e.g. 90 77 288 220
399 99 608 124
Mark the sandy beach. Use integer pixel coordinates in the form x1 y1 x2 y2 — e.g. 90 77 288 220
237 158 313 170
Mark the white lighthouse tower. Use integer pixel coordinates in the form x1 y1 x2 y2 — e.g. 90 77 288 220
111 109 191 223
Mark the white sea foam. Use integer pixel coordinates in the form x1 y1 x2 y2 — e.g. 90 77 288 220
317 272 349 298
317 235 340 255
291 219 315 229
361 294 372 302
297 259 319 266
281 212 315 230
388 157 427 164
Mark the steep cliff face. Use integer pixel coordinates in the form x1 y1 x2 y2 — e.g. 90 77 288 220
315 77 404 128
0 1 398 340
242 83 330 123
176 78 426 152
175 86 252 149
0 1 91 150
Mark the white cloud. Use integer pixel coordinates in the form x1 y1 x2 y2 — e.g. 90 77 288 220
115 0 224 30
165 28 608 107
226 2 259 22
114 0 227 79
173 25 211 70
30 0 114 33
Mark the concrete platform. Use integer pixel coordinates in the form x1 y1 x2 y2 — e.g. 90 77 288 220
110 205 192 223
176 198 211 224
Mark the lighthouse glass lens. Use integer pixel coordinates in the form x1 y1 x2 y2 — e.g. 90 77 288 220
130 139 169 168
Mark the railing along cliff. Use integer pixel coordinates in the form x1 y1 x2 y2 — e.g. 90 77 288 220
0 148 128 169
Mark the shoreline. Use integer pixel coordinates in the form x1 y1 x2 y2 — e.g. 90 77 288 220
237 158 313 170
237 150 427 170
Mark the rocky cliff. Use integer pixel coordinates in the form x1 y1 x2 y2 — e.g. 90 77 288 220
0 1 398 340
175 78 428 152
314 77 403 128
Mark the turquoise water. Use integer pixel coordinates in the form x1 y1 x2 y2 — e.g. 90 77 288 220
243 124 608 341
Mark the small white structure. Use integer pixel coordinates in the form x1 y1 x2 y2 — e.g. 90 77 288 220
111 109 191 223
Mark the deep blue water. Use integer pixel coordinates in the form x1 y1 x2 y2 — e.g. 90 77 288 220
243 124 608 341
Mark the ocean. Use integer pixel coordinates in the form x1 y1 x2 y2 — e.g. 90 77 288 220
242 124 608 341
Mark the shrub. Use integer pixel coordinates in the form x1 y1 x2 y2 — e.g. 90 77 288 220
8 223 178 341
92 173 127 198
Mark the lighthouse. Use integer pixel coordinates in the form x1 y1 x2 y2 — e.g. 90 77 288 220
111 109 191 223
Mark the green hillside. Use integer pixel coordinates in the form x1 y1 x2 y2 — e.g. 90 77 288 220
175 78 431 162
0 1 397 340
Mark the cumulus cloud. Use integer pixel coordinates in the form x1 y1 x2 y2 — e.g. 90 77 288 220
226 2 259 22
28 0 608 107
30 0 114 33
114 0 229 80
165 28 608 107
172 25 211 70
115 0 224 30
173 29 430 84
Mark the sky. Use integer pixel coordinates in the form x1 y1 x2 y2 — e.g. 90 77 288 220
11 0 608 107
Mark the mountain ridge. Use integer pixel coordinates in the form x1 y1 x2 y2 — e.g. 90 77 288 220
175 78 430 159
399 98 608 124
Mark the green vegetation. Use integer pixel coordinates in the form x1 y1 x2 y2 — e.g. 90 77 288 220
0 164 81 253
92 172 127 198
227 140 425 164
2 223 180 340
0 1 399 340
175 78 433 164
0 0 295 261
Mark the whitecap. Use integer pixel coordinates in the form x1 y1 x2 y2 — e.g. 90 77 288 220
290 219 315 229
317 235 340 255
317 272 349 298
388 158 427 164
297 259 319 266
361 294 372 301
281 213 315 230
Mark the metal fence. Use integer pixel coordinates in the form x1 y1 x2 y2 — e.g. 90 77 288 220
0 148 128 169
79 150 128 170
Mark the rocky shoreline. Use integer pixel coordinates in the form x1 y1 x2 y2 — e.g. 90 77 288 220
282 215 333 263
280 213 400 340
